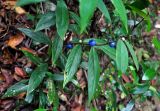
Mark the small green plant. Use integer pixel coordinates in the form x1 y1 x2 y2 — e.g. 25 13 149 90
1 0 160 110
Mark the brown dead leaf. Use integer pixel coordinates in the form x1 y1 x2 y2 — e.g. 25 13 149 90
122 74 131 83
17 92 26 99
13 73 22 81
58 91 68 102
6 34 24 49
0 99 15 111
20 47 37 55
0 74 5 81
1 69 13 84
71 105 85 111
76 69 86 90
3 1 16 10
1 49 13 64
15 66 27 78
0 69 13 93
151 80 156 86
15 7 26 14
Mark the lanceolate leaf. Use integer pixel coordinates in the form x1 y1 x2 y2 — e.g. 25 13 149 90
79 0 98 33
152 37 160 50
98 0 111 23
116 39 128 73
96 45 116 60
22 51 43 65
47 79 59 110
2 80 28 98
52 34 63 65
69 11 80 25
18 28 51 45
27 63 48 94
16 0 46 6
35 12 56 32
39 91 47 108
142 68 156 80
56 0 69 39
124 40 139 70
111 0 128 33
25 92 34 103
88 48 100 103
130 83 149 94
63 45 82 87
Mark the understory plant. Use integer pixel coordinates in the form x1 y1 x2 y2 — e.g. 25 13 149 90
1 0 160 111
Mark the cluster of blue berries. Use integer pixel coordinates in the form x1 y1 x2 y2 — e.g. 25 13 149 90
88 39 96 46
109 40 116 48
66 43 73 49
66 39 116 49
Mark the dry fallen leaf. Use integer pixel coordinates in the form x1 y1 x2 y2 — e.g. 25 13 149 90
0 99 15 111
122 74 131 83
0 69 13 93
15 66 27 78
76 69 86 90
17 92 26 99
15 7 26 14
20 47 37 55
0 49 13 65
13 73 22 81
71 105 85 111
3 1 16 10
6 34 24 49
1 69 13 85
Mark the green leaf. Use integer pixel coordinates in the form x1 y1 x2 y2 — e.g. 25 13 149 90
69 24 80 34
16 0 46 6
129 66 139 84
46 72 64 81
56 0 69 39
35 12 56 31
122 100 135 111
88 48 100 103
124 40 139 70
80 0 98 33
105 90 117 110
127 5 151 31
18 28 51 45
96 45 116 60
52 34 63 65
111 0 128 33
130 0 150 10
63 45 82 87
149 86 160 98
142 68 156 80
27 63 48 94
2 80 28 98
152 37 160 50
130 83 149 94
25 92 34 103
39 91 47 108
34 109 47 111
97 0 111 23
47 79 59 110
69 11 80 25
116 40 128 73
22 50 43 65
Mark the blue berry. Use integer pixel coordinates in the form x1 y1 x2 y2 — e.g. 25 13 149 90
109 41 116 48
88 39 96 46
66 43 73 49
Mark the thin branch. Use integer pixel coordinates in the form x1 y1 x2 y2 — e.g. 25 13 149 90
131 18 145 32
